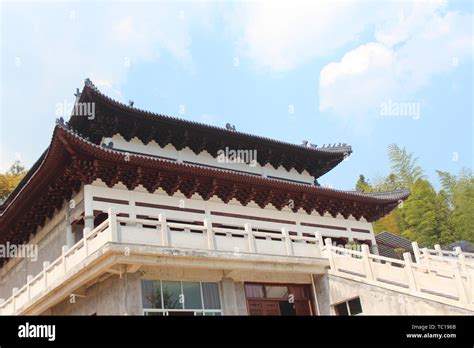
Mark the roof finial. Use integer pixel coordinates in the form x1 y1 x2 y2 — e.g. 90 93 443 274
225 123 236 131
56 117 65 126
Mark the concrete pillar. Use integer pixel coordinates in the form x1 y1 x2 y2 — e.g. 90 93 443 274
122 273 143 316
65 208 75 247
234 282 249 315
84 215 94 230
66 224 75 247
83 184 94 230
221 278 237 315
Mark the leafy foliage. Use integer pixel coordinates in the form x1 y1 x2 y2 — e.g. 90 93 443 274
387 144 424 188
0 161 28 201
357 146 473 246
355 175 371 193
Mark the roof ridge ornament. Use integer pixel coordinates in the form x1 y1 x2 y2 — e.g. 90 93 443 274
84 78 99 91
225 123 236 131
74 88 81 100
56 117 65 126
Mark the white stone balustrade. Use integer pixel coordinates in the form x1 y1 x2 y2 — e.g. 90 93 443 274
0 208 324 315
322 238 474 311
412 242 474 275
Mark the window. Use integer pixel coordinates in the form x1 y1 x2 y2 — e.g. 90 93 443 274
142 280 222 316
334 297 362 316
245 284 264 298
244 283 313 316
162 281 182 309
265 286 288 299
182 282 202 309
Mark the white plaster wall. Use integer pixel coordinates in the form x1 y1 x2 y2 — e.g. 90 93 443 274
314 274 473 315
103 134 315 184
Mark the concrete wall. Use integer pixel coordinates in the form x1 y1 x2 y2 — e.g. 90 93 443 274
0 208 67 300
0 190 84 301
46 273 142 315
314 273 473 315
45 269 248 316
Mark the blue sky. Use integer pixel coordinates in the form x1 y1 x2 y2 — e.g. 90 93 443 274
1 0 472 190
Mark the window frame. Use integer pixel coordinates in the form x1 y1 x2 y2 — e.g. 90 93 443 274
333 297 363 316
142 280 223 316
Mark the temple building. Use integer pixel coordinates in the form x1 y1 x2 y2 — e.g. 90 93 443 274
0 79 472 316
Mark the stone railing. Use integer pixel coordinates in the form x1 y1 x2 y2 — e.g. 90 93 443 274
0 208 324 315
412 242 474 274
322 238 474 311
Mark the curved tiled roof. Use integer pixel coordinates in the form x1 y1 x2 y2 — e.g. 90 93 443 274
0 120 409 254
67 79 352 178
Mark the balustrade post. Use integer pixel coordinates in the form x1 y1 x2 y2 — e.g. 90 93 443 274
458 254 467 274
422 248 431 272
434 244 442 256
12 288 18 313
204 219 215 250
324 238 336 270
108 208 118 242
245 223 255 253
61 245 69 274
26 275 33 301
361 244 375 281
403 252 418 292
43 262 50 288
159 214 169 246
411 242 421 264
83 227 91 256
281 227 293 256
315 232 324 256
453 268 468 305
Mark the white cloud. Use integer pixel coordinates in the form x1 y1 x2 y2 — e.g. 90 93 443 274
374 0 447 47
232 1 380 72
319 42 397 117
319 8 473 119
231 0 472 120
1 2 208 169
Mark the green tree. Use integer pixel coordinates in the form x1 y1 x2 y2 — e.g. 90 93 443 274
437 168 474 243
398 179 448 246
0 161 28 201
356 144 470 246
355 174 371 193
387 143 424 188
